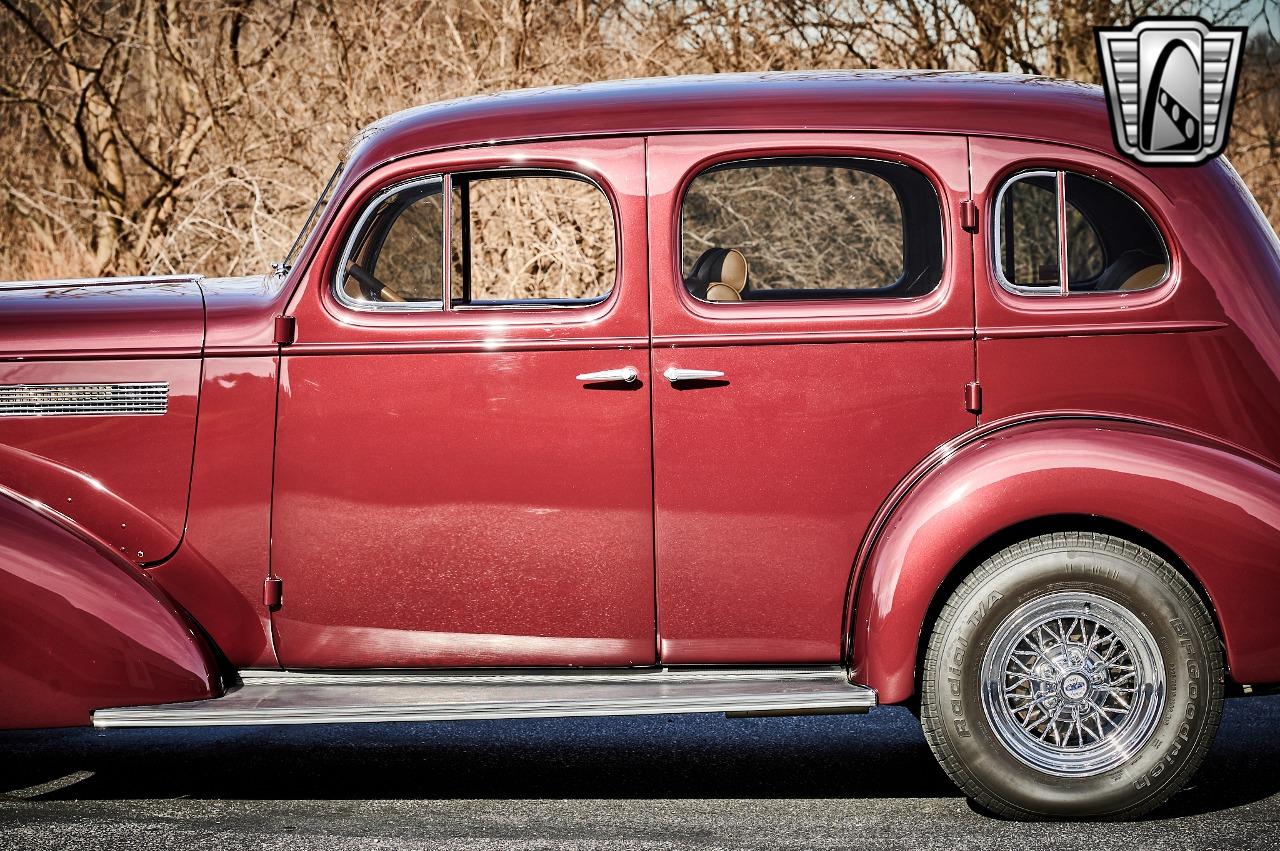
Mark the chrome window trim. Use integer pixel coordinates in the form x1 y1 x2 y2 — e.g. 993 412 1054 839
992 168 1172 298
333 168 620 314
991 169 1063 297
333 174 446 313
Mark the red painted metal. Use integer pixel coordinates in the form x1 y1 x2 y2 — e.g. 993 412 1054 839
964 381 982 414
202 274 293 356
0 277 204 361
273 315 297 346
4 74 1280 728
969 137 1280 463
145 356 280 669
0 492 218 729
848 417 1280 703
646 133 976 662
0 359 201 565
269 137 656 668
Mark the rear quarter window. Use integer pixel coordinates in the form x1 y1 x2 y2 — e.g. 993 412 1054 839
995 170 1170 296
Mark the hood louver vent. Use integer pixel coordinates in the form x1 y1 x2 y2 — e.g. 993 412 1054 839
0 383 169 417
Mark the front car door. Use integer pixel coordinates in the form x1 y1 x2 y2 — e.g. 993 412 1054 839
646 133 975 662
272 138 655 668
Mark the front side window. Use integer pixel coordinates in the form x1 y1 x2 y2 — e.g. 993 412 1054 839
341 178 445 305
450 174 615 305
680 157 943 302
336 170 616 310
996 170 1169 295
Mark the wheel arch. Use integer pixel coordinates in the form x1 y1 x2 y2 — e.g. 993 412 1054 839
845 415 1280 704
0 489 224 729
906 514 1227 706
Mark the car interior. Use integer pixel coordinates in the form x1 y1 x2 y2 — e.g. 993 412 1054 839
681 157 945 302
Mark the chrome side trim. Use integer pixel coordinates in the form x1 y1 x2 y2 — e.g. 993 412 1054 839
93 667 875 728
239 666 852 687
0 382 168 417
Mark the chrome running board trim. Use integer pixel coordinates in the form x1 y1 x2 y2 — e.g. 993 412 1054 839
238 666 854 687
92 666 875 728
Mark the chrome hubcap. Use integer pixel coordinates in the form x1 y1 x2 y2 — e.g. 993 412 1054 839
980 591 1165 777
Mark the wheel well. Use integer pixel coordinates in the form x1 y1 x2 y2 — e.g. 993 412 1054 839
909 514 1230 705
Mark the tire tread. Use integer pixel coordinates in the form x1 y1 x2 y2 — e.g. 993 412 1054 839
919 531 1224 820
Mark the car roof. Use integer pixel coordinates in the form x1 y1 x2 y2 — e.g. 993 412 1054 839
343 70 1113 178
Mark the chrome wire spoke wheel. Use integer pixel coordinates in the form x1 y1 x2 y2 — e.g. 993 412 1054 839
980 590 1165 777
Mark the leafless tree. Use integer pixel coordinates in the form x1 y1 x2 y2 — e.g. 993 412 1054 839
0 0 1274 283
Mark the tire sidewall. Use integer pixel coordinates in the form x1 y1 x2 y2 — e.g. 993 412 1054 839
927 540 1218 817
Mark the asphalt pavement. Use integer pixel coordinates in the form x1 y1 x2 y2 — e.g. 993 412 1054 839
2 694 1280 850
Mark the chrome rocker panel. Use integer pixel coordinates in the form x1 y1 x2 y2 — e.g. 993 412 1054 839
92 667 876 728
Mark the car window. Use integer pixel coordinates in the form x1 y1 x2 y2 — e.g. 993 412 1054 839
336 171 615 311
1000 173 1061 289
996 170 1169 295
679 157 943 302
451 173 615 306
338 177 445 308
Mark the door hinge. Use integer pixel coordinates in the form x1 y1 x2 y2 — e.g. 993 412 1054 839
960 199 979 234
965 380 983 415
263 576 283 610
273 315 297 346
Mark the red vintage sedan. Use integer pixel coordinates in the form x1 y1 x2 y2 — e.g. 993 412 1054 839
3 71 1279 820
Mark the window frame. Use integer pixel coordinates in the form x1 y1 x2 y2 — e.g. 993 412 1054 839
992 168 1172 298
676 154 944 305
331 167 620 314
333 174 447 313
448 168 618 310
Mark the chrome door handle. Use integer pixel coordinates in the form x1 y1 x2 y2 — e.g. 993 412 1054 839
663 367 725 382
576 366 639 383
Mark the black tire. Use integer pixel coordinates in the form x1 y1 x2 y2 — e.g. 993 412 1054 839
920 531 1223 820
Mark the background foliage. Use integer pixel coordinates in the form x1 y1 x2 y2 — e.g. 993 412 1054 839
0 0 1275 280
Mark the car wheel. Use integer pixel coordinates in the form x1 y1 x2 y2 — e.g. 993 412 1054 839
920 531 1223 819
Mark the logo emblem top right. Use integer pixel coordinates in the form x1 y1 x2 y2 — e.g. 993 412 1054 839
1096 17 1247 165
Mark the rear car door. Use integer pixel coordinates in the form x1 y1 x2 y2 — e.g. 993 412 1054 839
272 138 655 668
646 133 976 662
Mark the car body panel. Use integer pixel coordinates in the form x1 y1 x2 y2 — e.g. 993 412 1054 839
3 74 1280 731
848 417 1280 704
0 492 219 729
269 137 656 668
146 356 280 668
970 138 1280 464
645 133 977 661
0 358 201 565
0 276 204 360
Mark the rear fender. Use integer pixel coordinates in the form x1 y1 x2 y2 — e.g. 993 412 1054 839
0 492 220 729
847 417 1280 704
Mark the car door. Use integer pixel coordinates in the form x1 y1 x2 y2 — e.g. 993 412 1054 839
646 133 976 663
271 138 655 668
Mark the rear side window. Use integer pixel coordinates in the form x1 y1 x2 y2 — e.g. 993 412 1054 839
336 170 616 310
995 170 1169 295
680 157 943 302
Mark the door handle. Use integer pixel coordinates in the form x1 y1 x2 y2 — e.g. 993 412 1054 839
577 366 639 383
663 367 725 382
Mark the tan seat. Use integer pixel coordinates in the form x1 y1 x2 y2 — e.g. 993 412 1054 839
703 249 749 302
1119 264 1166 291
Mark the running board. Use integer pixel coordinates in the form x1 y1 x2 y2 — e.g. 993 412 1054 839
92 667 875 728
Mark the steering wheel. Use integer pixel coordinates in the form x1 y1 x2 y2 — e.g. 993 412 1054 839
345 262 406 303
